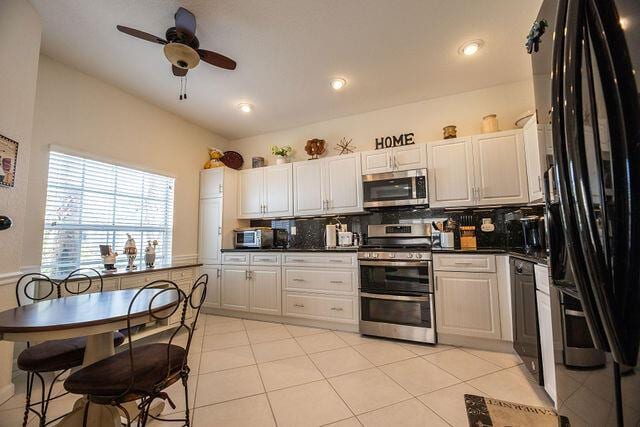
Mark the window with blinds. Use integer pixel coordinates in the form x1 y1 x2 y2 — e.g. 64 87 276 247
41 151 175 275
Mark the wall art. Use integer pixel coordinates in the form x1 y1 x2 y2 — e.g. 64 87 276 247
0 134 18 188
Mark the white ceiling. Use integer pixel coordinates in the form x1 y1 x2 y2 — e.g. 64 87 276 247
31 0 541 140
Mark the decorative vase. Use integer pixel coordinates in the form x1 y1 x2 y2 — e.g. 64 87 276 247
275 155 288 165
481 114 499 133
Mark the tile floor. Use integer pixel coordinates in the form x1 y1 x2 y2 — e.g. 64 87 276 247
0 315 553 426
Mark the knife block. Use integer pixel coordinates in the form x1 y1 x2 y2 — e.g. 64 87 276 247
460 226 477 249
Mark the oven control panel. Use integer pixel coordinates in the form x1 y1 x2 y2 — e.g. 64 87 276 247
358 251 432 261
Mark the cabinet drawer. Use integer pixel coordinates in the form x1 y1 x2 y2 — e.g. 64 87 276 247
250 253 281 266
283 253 356 268
283 292 357 323
222 252 250 265
120 271 170 289
170 268 196 281
283 268 355 294
433 254 496 272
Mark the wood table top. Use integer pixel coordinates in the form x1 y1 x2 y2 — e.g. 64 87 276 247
0 289 180 334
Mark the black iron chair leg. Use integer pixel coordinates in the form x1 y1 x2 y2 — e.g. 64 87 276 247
81 401 90 427
22 371 34 427
182 373 191 427
34 372 47 427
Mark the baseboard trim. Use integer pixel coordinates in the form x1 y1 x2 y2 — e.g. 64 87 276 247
0 271 22 287
438 333 514 352
0 382 15 404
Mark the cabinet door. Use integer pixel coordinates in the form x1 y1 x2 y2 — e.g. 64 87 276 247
250 266 281 315
427 138 475 208
263 164 293 217
198 198 222 265
238 168 264 219
221 266 249 311
523 117 545 202
536 289 557 405
200 169 224 199
472 131 529 206
324 153 363 214
361 149 392 175
434 271 502 339
202 266 221 308
293 161 324 216
393 144 427 171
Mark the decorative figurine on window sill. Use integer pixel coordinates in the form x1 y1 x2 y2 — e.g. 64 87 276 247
99 245 118 271
123 233 138 270
145 240 158 268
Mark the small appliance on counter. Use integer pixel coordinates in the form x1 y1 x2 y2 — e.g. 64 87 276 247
272 228 289 248
234 227 274 249
520 215 545 254
325 224 337 248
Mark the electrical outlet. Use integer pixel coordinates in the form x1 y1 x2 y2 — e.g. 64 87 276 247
290 226 297 235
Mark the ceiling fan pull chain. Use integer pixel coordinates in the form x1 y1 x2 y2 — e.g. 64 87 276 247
184 75 188 99
179 76 184 100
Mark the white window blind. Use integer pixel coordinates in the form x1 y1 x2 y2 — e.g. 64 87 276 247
41 151 175 275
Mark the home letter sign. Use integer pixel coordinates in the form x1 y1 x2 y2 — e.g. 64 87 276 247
374 133 415 150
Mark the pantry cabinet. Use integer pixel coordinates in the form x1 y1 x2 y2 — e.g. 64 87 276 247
293 153 363 216
361 144 427 175
427 130 529 208
202 265 221 308
238 164 293 219
198 198 222 265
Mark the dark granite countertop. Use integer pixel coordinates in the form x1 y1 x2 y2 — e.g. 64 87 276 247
508 251 548 265
221 247 359 253
48 262 203 282
431 247 507 254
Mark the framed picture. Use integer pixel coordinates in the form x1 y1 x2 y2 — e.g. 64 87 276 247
0 134 18 188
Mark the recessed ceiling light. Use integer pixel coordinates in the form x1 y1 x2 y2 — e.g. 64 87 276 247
237 103 253 113
459 40 484 56
330 78 347 91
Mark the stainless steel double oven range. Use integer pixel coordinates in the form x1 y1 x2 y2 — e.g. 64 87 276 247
358 224 435 344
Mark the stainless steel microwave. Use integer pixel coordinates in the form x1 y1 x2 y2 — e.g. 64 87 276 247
362 169 428 208
233 228 274 249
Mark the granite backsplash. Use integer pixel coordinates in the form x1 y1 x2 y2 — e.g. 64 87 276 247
250 205 545 251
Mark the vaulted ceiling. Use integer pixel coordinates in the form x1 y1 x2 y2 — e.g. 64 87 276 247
31 0 541 139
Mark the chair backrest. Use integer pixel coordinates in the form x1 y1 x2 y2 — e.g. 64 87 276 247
61 268 104 295
15 273 61 307
118 274 208 399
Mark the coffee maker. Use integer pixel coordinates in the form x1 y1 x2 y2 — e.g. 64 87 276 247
519 215 545 254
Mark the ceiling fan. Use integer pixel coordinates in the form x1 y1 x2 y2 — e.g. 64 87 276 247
117 7 236 98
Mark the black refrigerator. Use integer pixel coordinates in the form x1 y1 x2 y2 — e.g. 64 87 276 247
530 0 640 426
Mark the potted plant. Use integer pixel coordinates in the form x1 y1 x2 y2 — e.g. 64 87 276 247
271 145 293 164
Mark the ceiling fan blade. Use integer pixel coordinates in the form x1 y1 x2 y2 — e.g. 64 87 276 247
172 65 188 77
175 7 196 40
116 25 167 44
197 49 237 70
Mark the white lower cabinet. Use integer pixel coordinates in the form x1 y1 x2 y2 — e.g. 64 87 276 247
283 292 357 323
202 265 221 308
221 265 250 312
434 270 502 340
537 288 557 405
250 266 281 315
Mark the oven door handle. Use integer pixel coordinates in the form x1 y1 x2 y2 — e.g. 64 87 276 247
360 292 429 302
359 261 431 267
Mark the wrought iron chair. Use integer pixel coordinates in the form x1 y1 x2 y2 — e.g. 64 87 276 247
15 268 126 426
63 274 208 426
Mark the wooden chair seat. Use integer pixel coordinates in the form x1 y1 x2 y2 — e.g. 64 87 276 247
64 343 185 403
17 332 125 373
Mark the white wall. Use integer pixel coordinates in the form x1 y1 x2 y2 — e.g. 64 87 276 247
22 56 229 269
229 80 534 165
0 0 42 403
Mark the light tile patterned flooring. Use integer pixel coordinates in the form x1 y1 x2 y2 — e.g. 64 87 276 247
0 315 553 426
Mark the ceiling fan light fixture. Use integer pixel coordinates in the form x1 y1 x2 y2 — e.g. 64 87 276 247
237 103 253 113
330 78 347 91
458 40 484 56
163 42 200 69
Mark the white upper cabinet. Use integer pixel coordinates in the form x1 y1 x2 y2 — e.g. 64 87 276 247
428 138 475 208
238 164 293 219
294 154 363 216
200 168 224 198
238 168 264 218
293 160 325 216
361 144 427 175
361 149 392 175
263 164 293 217
324 154 363 214
472 130 529 206
523 116 546 203
393 144 428 171
198 197 223 264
